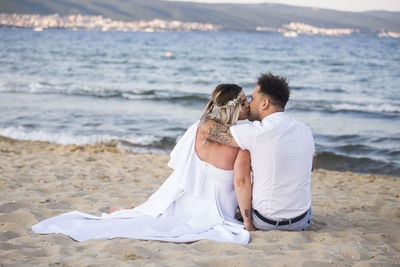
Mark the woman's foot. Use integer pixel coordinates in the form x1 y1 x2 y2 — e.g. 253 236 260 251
108 205 136 213
109 206 124 213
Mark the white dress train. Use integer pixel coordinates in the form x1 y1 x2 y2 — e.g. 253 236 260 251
31 121 250 245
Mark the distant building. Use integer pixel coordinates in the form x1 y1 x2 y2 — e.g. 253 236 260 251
0 13 221 32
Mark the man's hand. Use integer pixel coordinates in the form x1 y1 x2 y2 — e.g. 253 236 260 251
242 208 256 231
243 220 256 231
200 119 239 147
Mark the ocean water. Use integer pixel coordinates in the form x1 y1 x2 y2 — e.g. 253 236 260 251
0 28 399 176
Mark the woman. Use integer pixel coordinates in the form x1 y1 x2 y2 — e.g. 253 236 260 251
32 84 251 244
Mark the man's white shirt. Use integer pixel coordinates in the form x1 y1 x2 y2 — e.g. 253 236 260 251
231 112 315 220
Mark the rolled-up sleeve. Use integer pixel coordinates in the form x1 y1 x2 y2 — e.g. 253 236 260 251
230 122 256 151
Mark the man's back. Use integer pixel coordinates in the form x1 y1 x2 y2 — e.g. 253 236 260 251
230 112 314 220
202 73 315 230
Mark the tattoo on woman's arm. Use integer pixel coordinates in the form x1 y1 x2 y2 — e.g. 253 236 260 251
207 123 233 145
244 209 250 218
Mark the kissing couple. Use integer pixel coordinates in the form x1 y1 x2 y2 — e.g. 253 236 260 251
32 73 315 245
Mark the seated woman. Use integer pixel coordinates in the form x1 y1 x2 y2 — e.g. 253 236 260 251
32 84 251 244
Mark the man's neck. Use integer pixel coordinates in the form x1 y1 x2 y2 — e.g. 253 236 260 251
260 107 284 121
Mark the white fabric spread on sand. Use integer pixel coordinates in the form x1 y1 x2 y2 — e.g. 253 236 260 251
31 121 250 244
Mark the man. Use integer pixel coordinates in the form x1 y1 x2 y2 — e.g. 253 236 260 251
202 73 315 231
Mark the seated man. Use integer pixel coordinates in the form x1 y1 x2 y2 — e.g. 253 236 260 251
201 73 315 231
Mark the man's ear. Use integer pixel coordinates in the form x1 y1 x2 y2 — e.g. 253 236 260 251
261 97 270 110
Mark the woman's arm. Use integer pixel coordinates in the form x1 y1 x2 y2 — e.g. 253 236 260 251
234 149 255 231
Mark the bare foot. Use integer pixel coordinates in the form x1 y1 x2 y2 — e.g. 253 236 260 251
109 206 124 213
108 206 136 213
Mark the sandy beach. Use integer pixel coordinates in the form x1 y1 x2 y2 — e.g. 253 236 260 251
0 135 399 266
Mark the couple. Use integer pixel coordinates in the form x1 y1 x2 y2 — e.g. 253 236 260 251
32 73 314 245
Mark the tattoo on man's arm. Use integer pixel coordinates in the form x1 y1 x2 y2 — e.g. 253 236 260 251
207 123 233 145
244 209 250 218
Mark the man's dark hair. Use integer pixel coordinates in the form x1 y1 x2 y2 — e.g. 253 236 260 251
257 73 290 109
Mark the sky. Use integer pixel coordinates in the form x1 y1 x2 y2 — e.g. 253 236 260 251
167 0 400 12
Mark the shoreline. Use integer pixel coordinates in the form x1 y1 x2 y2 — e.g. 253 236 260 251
0 133 397 178
1 136 399 265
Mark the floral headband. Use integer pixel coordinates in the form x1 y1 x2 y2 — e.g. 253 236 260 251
214 90 244 109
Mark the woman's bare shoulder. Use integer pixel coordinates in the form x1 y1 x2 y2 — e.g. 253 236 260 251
198 119 214 140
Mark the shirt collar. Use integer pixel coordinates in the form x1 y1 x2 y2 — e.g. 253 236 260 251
261 112 286 124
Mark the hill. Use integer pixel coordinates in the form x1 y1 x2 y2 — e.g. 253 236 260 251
0 0 399 34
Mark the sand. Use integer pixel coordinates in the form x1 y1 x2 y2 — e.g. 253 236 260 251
0 135 399 266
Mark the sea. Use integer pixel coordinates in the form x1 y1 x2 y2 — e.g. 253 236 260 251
0 28 399 177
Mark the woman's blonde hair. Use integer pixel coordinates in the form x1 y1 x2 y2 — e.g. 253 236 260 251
201 84 243 126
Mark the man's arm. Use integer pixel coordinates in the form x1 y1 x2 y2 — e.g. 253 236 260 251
234 149 255 231
200 119 239 147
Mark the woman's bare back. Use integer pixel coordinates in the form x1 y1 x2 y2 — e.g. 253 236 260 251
195 122 239 170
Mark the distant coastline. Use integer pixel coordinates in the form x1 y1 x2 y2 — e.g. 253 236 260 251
0 13 220 32
1 13 399 38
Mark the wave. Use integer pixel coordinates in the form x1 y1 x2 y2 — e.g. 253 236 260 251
0 81 209 104
314 151 399 177
336 144 400 161
310 133 400 176
289 99 400 115
315 136 360 155
119 136 177 151
220 56 250 62
328 102 400 114
316 133 400 157
1 125 399 176
4 81 397 114
291 86 345 93
121 91 208 103
0 81 122 97
336 144 372 154
0 126 175 152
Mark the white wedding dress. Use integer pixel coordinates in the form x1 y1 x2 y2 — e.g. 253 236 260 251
32 121 250 244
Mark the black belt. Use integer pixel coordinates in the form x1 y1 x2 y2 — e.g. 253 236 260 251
254 209 308 226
